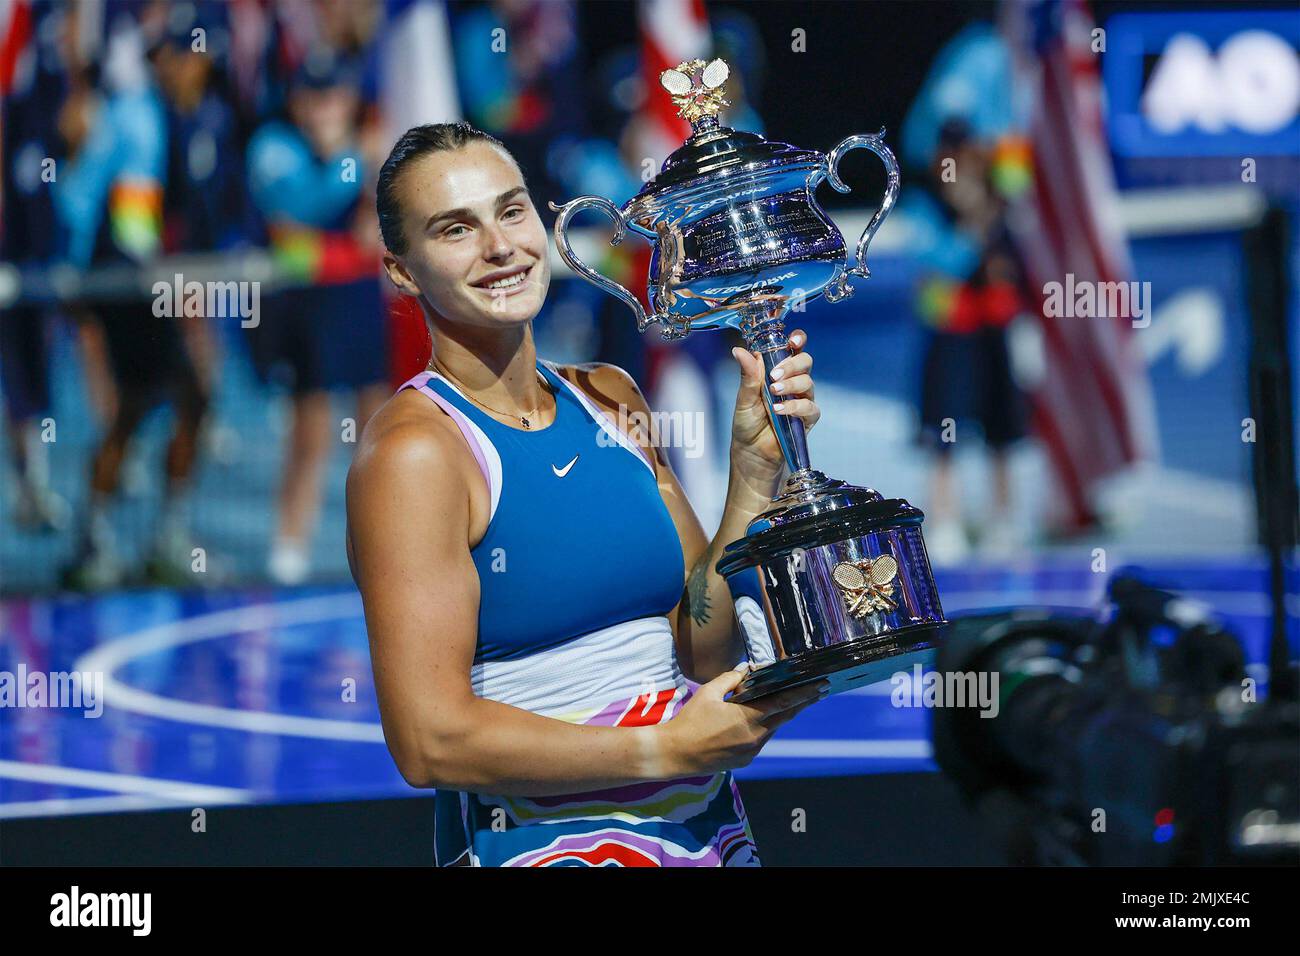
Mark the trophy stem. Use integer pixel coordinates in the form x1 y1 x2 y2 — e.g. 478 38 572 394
689 114 722 139
740 309 818 489
756 345 811 474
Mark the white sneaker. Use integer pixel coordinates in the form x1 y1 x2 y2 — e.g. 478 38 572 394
925 520 971 567
62 545 125 591
268 540 310 586
146 525 202 585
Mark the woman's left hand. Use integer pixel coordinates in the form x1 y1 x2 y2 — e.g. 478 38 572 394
728 328 820 504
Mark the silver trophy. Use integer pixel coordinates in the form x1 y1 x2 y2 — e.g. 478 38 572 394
550 58 945 702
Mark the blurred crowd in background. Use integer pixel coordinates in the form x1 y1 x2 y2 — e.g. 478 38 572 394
1 0 1296 595
2 0 692 592
1 0 811 595
4 0 405 591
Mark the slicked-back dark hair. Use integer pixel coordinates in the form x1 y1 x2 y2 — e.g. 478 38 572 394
377 122 510 255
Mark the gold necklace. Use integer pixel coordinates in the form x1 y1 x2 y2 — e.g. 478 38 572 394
429 358 553 429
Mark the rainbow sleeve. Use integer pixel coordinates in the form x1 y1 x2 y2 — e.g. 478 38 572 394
108 178 163 262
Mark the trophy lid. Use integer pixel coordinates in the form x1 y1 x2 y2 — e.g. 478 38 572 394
637 58 822 196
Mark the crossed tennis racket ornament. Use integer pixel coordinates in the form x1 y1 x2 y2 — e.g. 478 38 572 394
658 58 731 126
832 554 900 618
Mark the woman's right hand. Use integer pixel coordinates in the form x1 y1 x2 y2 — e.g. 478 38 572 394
657 667 829 777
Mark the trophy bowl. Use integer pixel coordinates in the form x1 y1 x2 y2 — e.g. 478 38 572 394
550 58 946 702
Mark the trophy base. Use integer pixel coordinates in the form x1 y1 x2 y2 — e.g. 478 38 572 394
716 479 947 704
728 620 944 703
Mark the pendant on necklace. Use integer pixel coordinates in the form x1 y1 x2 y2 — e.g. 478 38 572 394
521 417 530 429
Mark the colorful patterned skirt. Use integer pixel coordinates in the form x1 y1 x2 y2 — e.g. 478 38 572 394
433 616 761 867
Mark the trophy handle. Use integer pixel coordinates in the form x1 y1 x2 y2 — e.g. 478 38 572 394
549 197 657 333
822 129 900 303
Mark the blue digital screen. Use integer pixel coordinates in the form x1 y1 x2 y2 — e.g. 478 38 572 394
1105 11 1300 159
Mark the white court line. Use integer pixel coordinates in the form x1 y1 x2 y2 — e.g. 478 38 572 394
940 588 1283 615
0 794 240 820
73 592 385 742
0 759 251 805
66 587 1286 739
763 740 932 759
71 591 927 744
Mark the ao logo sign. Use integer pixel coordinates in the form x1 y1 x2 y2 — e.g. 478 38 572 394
1142 30 1300 135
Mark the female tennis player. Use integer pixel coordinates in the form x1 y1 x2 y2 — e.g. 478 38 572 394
347 123 827 867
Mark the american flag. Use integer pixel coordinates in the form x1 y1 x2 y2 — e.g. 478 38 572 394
0 0 32 96
634 0 728 526
637 0 710 168
381 0 462 385
1003 0 1159 533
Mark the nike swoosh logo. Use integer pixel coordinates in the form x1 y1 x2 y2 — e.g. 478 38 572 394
552 454 579 478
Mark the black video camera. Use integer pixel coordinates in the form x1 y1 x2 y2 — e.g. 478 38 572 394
930 572 1299 866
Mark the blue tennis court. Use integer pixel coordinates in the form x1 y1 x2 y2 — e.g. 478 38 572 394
2 559 1287 819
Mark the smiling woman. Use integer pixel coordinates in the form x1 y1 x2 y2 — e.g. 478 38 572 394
345 122 828 867
374 125 550 330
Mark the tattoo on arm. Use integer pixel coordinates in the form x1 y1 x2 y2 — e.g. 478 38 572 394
686 545 713 627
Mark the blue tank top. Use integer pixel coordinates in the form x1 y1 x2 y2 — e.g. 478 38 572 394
402 360 686 662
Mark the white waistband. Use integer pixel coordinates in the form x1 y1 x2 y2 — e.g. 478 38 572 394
471 615 685 722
